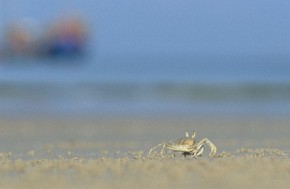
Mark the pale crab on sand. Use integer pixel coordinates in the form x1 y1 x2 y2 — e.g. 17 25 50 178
148 131 217 158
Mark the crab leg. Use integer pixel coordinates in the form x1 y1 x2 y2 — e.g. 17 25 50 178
194 145 204 157
148 143 165 156
195 138 217 157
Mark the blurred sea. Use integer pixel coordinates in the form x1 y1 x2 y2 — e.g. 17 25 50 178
1 55 290 117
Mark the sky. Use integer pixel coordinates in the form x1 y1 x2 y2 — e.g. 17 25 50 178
1 0 290 56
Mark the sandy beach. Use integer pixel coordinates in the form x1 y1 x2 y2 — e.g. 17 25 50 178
0 117 289 189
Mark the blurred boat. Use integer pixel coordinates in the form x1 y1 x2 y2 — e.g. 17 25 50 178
1 19 40 57
41 16 87 57
1 15 88 59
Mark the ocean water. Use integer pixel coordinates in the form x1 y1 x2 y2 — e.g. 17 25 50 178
0 55 290 117
1 1 290 117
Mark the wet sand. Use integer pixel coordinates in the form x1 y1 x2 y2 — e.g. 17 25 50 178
0 117 289 188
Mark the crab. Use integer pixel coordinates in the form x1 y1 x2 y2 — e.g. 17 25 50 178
148 131 217 158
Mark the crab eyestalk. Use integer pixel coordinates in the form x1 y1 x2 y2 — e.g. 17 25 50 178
191 131 196 138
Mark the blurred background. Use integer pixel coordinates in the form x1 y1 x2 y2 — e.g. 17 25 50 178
1 0 290 118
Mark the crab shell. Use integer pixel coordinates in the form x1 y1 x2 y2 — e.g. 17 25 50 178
168 137 203 157
175 137 196 146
